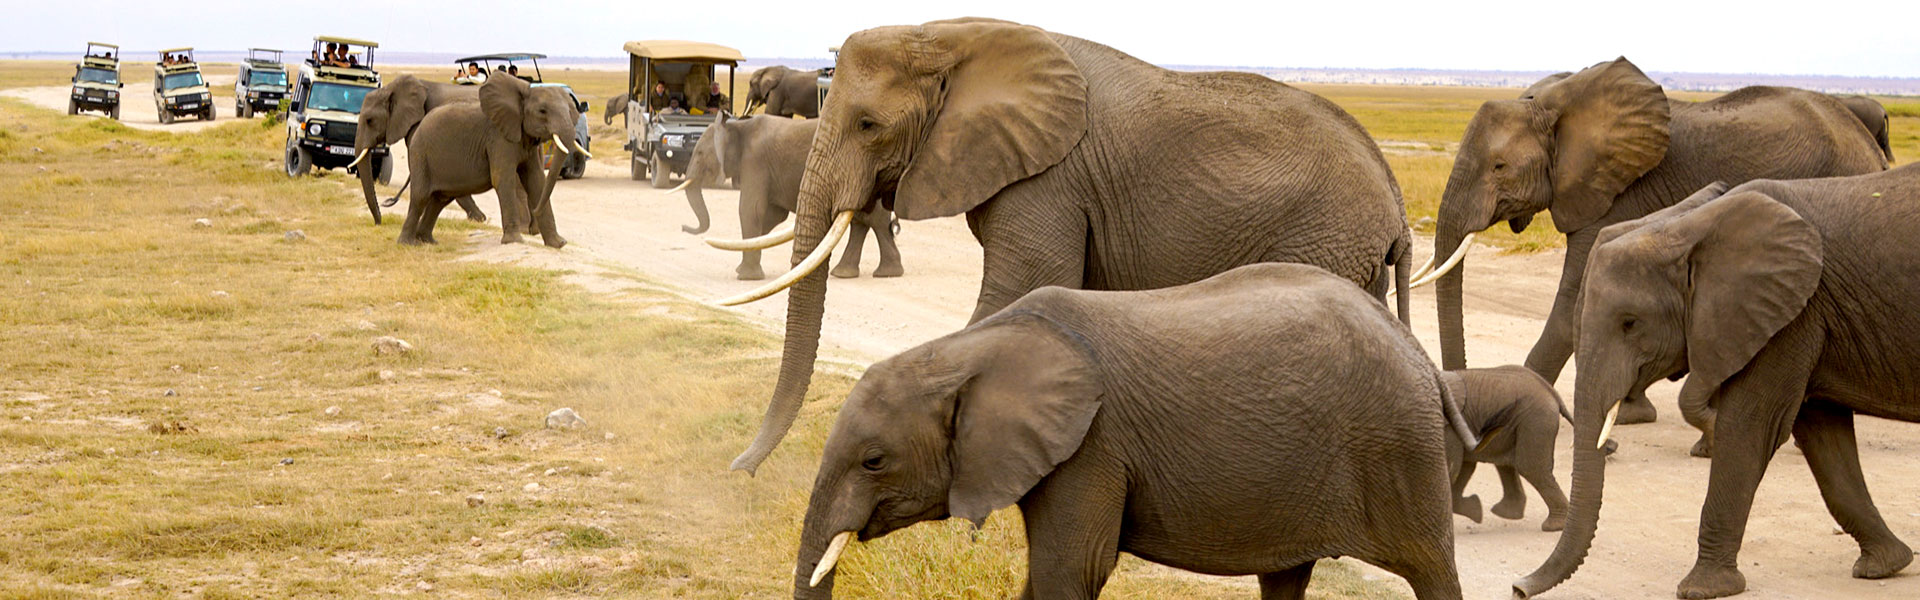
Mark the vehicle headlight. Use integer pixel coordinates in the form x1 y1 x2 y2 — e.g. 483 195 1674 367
105 90 117 98
307 122 324 136
663 134 685 147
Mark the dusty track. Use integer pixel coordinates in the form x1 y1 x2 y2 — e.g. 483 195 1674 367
3 75 237 133
18 85 1920 599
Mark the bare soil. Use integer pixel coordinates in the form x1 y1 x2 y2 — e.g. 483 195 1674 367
3 74 237 133
17 84 1920 599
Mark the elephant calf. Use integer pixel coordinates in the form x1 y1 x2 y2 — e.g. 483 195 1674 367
794 263 1475 600
1444 365 1574 532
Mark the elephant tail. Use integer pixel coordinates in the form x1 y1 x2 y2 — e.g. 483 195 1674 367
1437 369 1480 451
1391 235 1411 326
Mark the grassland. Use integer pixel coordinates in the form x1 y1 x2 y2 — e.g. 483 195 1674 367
0 77 1402 598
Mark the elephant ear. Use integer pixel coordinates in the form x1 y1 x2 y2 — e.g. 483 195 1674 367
1659 191 1823 406
479 75 531 143
1532 57 1671 233
1519 72 1572 100
943 310 1102 527
384 76 430 143
893 20 1089 220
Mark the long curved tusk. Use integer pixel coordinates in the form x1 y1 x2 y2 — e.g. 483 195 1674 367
346 148 369 169
1597 400 1622 450
810 531 854 587
1409 253 1437 282
1389 233 1477 296
550 134 570 154
716 211 854 306
707 226 794 251
662 179 693 195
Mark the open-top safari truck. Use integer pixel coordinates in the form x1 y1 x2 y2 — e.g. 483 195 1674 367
69 42 122 119
234 48 288 118
152 47 212 123
452 52 592 179
284 36 381 179
621 40 741 187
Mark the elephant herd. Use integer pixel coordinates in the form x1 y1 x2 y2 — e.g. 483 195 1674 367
353 16 1913 600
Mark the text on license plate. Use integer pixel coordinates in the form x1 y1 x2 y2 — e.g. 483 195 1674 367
328 146 355 156
180 103 199 109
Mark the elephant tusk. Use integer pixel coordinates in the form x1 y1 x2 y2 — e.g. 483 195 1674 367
1597 400 1622 450
810 531 854 587
1409 253 1437 282
1398 232 1477 293
550 134 570 154
716 211 853 306
346 148 369 169
662 179 693 195
707 226 794 251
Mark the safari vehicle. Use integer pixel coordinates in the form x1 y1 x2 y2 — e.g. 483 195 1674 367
818 46 836 110
152 47 212 123
621 40 741 188
68 42 122 119
234 48 288 118
284 36 382 179
452 53 592 180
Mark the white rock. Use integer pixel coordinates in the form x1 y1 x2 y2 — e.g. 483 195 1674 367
210 290 230 298
324 406 341 416
493 426 510 440
378 369 396 381
371 336 413 355
465 494 486 507
353 320 379 331
191 218 212 228
543 468 557 477
282 230 307 242
544 408 586 429
523 482 541 493
603 431 616 441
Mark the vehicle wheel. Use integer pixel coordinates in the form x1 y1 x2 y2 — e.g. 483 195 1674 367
649 148 672 189
204 107 215 121
159 107 172 124
285 138 312 178
109 104 119 120
377 154 394 186
564 153 586 180
67 99 77 115
630 152 645 181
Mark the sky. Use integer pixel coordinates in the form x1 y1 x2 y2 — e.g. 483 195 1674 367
6 0 1917 78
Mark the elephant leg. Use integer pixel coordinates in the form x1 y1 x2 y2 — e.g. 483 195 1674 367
1517 427 1569 531
1017 474 1123 600
1678 345 1814 600
1793 399 1913 579
968 195 1088 325
1490 465 1527 521
455 195 487 222
735 202 783 281
1258 562 1315 600
831 220 870 279
416 194 454 245
1451 459 1482 523
492 164 526 245
397 185 433 245
870 212 904 278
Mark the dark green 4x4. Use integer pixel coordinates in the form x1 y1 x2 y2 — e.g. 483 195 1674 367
235 48 288 118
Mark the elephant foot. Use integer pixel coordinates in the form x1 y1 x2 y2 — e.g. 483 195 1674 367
1541 513 1567 532
1618 396 1658 425
501 233 524 245
1853 539 1913 579
1690 435 1713 459
543 236 567 249
830 263 861 279
398 235 423 246
736 265 766 281
466 211 488 223
1453 494 1483 524
1676 563 1746 599
1491 497 1526 521
872 263 905 278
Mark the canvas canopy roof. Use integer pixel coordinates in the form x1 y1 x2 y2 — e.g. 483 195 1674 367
88 42 119 49
455 53 547 63
315 36 378 48
159 47 193 54
622 41 741 63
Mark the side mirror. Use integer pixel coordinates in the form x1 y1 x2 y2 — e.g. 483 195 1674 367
288 101 302 113
578 100 588 113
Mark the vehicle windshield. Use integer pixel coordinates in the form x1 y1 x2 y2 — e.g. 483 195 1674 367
249 71 288 87
77 67 118 85
163 72 203 90
307 82 371 113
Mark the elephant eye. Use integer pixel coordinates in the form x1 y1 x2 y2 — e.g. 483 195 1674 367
861 454 885 472
1621 317 1637 333
857 118 877 132
1492 161 1508 172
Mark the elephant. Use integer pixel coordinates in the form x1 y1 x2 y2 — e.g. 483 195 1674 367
349 74 486 225
1513 166 1920 599
603 91 628 126
1833 95 1895 162
1425 57 1888 429
743 65 821 118
720 18 1413 474
794 263 1476 600
1444 364 1577 532
396 75 583 248
677 113 902 280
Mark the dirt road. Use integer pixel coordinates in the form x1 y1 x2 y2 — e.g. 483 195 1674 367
19 84 1920 599
2 75 236 133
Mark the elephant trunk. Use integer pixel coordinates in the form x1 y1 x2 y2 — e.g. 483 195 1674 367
792 470 867 599
683 183 713 235
680 138 717 234
731 137 851 474
355 137 382 224
1433 220 1471 371
1513 359 1624 597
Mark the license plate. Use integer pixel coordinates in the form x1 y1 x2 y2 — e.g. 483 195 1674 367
327 146 355 156
180 103 200 109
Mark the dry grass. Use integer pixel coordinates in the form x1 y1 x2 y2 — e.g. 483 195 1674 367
0 86 1407 598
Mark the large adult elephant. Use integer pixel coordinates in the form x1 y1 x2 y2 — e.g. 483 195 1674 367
1834 95 1895 162
396 75 583 248
1515 166 1920 599
675 113 902 280
349 74 486 225
743 65 821 118
1425 57 1888 426
718 18 1412 473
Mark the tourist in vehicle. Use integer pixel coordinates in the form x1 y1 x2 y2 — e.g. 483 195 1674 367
703 82 728 114
456 62 486 84
649 82 672 111
662 97 689 116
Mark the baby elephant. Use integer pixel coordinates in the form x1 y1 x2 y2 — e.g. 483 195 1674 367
1444 365 1577 531
793 263 1475 600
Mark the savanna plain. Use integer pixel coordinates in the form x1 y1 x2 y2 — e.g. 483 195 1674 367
1 59 1917 599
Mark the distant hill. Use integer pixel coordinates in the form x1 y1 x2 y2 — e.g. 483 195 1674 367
8 50 1915 95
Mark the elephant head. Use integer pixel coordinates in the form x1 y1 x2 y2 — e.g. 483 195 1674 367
1431 57 1671 370
678 112 743 234
727 18 1090 474
353 74 434 224
1514 183 1822 597
744 66 790 115
480 75 586 236
793 310 1101 597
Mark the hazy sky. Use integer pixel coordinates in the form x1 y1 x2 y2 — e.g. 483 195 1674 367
7 1 1917 77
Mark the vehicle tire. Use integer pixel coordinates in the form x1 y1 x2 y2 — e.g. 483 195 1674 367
285 138 312 178
650 148 672 189
159 106 172 124
204 107 214 121
377 154 394 186
564 153 586 180
109 104 119 120
630 152 645 181
67 99 77 115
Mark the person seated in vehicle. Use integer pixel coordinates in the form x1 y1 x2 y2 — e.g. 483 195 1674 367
703 83 728 114
508 65 527 81
649 82 672 111
662 97 689 116
456 62 486 84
